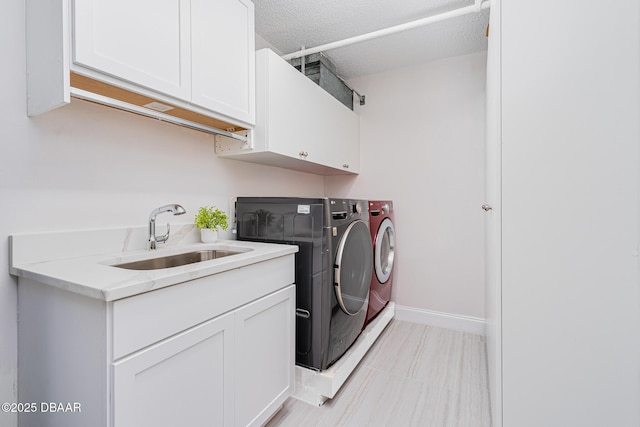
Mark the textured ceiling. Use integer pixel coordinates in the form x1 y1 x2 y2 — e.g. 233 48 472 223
254 0 490 79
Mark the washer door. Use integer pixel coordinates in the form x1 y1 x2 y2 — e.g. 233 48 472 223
334 219 373 315
375 218 396 284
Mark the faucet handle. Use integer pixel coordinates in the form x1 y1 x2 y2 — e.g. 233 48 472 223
156 222 171 244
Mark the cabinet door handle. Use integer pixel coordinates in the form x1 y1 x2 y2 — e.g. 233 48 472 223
342 163 349 169
299 151 308 158
481 204 492 211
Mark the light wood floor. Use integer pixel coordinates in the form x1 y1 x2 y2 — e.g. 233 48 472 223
266 320 491 427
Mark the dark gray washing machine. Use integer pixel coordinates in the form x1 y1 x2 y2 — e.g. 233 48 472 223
235 197 373 371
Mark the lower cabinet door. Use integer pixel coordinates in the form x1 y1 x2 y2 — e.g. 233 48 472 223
235 285 295 427
112 311 235 427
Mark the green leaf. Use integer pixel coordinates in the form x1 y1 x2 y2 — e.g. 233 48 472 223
194 205 228 231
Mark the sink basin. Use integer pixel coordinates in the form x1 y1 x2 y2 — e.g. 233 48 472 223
113 250 243 270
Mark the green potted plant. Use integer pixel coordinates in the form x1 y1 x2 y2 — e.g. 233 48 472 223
194 205 229 243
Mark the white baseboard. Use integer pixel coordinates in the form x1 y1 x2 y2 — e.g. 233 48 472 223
395 305 486 336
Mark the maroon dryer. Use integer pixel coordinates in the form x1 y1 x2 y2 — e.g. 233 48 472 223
365 200 396 325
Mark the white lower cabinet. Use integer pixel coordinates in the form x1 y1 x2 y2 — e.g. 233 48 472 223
112 286 295 427
235 287 295 427
17 255 295 427
113 311 235 427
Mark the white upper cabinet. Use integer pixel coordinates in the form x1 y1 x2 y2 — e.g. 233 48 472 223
73 0 192 101
27 0 255 135
215 48 360 175
191 0 254 123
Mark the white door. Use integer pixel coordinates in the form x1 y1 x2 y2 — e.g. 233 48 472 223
113 311 235 427
72 0 191 100
499 1 640 426
235 286 295 427
191 0 255 124
484 0 502 425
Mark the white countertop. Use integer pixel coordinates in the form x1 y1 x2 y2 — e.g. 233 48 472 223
9 226 298 301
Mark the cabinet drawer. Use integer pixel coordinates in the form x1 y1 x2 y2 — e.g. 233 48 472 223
112 254 295 359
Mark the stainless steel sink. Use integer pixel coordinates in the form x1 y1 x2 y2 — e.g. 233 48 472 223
112 250 243 270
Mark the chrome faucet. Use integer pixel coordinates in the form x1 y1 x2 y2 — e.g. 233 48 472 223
147 204 186 250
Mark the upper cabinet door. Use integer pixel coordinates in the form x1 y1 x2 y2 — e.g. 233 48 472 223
191 0 255 125
215 49 360 175
72 0 192 100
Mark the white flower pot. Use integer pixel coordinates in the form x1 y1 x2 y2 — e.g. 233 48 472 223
200 228 218 243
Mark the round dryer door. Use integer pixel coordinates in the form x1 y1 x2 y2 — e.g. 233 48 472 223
375 218 396 283
334 220 373 315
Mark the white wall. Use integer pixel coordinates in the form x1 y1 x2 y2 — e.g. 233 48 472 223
0 2 323 423
256 33 283 55
326 52 486 321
